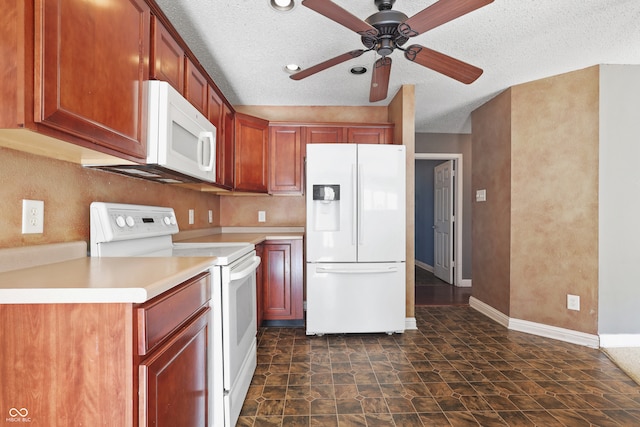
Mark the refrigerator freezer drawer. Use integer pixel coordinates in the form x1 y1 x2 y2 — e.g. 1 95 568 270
306 262 406 335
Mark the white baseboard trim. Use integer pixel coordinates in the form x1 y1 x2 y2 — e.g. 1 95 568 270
509 318 600 349
415 261 433 272
459 279 472 288
469 297 600 349
405 317 417 330
599 334 640 348
469 297 509 328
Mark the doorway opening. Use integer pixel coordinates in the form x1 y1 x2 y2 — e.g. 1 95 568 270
414 153 465 287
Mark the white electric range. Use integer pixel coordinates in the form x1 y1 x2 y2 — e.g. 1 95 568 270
90 202 259 427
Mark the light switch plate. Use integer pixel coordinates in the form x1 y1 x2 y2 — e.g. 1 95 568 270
475 189 487 202
22 199 44 234
567 294 580 311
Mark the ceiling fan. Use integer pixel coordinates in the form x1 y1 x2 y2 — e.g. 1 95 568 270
290 0 494 102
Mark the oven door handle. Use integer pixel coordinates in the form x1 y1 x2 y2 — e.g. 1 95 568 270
229 256 261 281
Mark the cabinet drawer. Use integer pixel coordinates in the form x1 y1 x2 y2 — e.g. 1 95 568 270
137 272 211 356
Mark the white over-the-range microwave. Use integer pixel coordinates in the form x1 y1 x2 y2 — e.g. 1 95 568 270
88 80 217 184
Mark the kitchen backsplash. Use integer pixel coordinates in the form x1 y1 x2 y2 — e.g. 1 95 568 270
0 146 219 248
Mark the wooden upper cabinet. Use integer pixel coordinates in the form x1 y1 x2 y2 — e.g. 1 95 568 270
269 126 303 194
209 88 234 189
347 126 393 144
305 126 346 143
150 16 185 93
36 0 150 159
221 104 236 189
185 59 208 115
234 113 269 193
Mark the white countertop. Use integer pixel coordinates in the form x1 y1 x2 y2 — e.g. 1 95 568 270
0 257 215 304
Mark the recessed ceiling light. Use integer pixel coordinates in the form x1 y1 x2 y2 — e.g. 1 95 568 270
283 64 301 74
270 0 295 12
350 66 367 75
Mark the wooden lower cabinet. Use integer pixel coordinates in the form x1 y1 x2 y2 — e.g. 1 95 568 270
139 309 209 427
259 239 304 326
0 272 211 427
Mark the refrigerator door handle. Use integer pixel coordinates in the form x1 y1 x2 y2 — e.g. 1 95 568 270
315 266 399 274
358 163 364 246
352 163 357 246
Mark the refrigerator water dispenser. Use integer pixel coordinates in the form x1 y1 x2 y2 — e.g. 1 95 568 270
312 185 340 231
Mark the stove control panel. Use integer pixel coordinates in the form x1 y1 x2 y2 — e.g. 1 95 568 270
90 202 179 243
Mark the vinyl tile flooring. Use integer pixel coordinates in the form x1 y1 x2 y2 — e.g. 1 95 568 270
238 307 640 426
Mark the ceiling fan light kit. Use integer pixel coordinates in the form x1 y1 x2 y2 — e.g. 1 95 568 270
291 0 494 102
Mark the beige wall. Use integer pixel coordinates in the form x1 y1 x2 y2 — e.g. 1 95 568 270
510 67 599 333
388 86 416 320
471 89 513 316
0 146 219 248
471 67 599 334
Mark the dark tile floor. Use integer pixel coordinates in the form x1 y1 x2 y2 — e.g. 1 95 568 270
238 306 640 426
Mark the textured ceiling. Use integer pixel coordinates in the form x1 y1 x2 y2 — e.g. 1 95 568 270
154 0 640 133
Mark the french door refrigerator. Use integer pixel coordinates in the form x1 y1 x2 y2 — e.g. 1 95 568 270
306 143 406 335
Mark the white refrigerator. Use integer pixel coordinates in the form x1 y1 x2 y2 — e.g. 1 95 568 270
306 143 406 335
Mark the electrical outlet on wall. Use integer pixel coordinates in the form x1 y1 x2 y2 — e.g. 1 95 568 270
258 211 266 223
22 199 44 234
188 209 195 225
208 210 213 223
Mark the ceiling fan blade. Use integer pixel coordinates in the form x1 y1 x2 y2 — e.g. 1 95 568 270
398 0 494 37
369 57 392 102
404 44 483 84
302 0 378 37
290 50 366 81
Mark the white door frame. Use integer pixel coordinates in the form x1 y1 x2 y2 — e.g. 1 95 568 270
415 153 464 287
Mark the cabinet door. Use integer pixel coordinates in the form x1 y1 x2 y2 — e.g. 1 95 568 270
269 126 303 194
139 308 209 427
185 58 208 115
261 240 303 322
208 87 227 188
37 0 150 158
305 126 346 143
150 17 185 93
220 104 235 188
347 126 393 144
234 113 269 193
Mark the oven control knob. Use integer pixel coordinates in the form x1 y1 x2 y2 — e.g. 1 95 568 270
125 216 135 227
170 216 177 225
115 216 126 228
163 216 171 226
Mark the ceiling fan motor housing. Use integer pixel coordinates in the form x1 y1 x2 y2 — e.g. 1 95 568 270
363 9 409 56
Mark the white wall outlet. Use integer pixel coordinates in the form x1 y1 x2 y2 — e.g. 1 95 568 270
188 209 195 225
208 210 213 224
567 294 580 311
22 199 44 234
258 211 266 223
476 189 487 202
